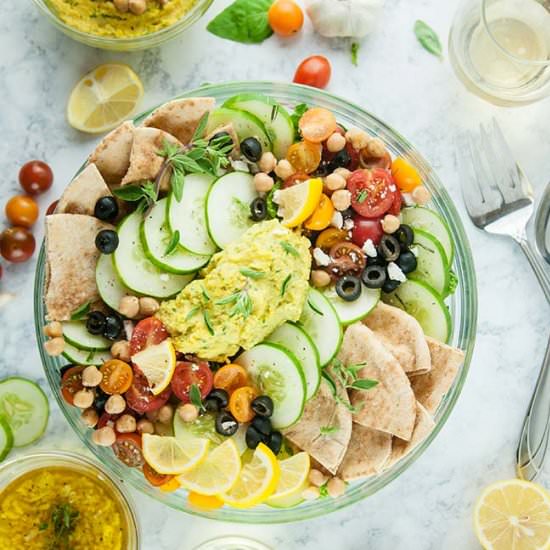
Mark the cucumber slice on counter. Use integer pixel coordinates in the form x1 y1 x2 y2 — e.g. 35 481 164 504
62 342 112 366
0 378 49 447
265 322 320 400
382 278 451 343
114 211 193 299
223 94 294 159
0 417 13 462
411 229 449 296
141 198 210 274
96 253 133 312
205 172 257 249
235 343 306 429
167 173 217 256
321 285 380 326
62 321 111 351
299 288 342 366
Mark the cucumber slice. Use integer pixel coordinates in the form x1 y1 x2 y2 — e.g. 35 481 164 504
0 378 49 447
223 94 294 159
167 174 217 256
114 211 193 298
235 343 306 429
382 278 451 343
96 253 133 312
401 207 454 264
141 198 210 274
62 342 112 366
0 417 13 462
205 107 272 154
411 229 449 296
299 288 342 366
205 172 257 249
62 321 111 351
321 285 380 326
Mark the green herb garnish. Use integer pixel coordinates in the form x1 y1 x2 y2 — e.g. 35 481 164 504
356 189 368 204
70 301 90 321
307 299 324 316
113 181 157 203
351 42 360 66
319 483 329 498
202 287 211 302
266 181 281 219
240 268 265 280
414 20 443 58
216 287 253 319
280 274 292 296
203 310 215 335
280 241 299 257
42 502 79 550
290 103 309 139
320 425 339 436
189 383 205 411
185 306 200 321
164 230 180 257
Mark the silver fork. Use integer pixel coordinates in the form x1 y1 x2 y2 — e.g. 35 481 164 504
459 118 550 481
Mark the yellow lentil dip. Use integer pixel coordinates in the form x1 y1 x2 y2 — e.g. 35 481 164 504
0 467 127 549
45 0 198 38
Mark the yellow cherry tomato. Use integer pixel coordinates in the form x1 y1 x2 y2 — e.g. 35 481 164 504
188 492 224 510
315 227 349 250
286 141 322 174
159 477 181 493
304 193 335 230
391 157 422 193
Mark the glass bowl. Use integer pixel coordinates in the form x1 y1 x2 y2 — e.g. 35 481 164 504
34 81 478 523
0 451 140 548
31 0 214 51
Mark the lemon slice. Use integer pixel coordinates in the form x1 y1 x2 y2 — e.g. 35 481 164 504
67 63 143 134
474 479 550 550
142 434 209 475
220 443 280 509
188 492 224 510
265 452 310 508
131 339 176 395
274 178 323 228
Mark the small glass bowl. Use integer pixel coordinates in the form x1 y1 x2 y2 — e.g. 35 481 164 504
0 451 140 548
31 0 214 51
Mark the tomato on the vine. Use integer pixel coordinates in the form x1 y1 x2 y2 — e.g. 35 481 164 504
293 56 331 89
112 433 144 468
19 160 53 195
268 0 303 36
171 360 213 403
347 168 395 218
129 317 169 356
0 227 35 263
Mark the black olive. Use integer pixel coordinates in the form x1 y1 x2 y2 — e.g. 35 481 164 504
240 137 262 162
209 131 233 149
86 311 106 335
94 196 119 222
379 235 400 262
396 250 417 274
395 224 414 248
340 207 354 220
329 148 351 170
361 265 387 289
335 275 362 302
382 278 401 293
245 425 264 449
268 431 283 455
251 395 274 418
204 397 221 412
94 388 109 412
367 253 386 267
208 388 229 409
215 410 239 436
252 416 272 436
103 313 123 341
250 197 268 222
95 229 119 254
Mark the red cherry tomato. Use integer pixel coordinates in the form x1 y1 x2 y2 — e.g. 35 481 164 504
351 215 384 247
46 200 59 216
327 241 366 278
112 433 144 468
0 265 3 281
171 360 213 404
347 168 394 219
129 317 169 356
19 160 53 195
282 172 310 189
294 55 331 89
125 372 171 414
97 411 119 430
61 366 85 406
388 189 403 216
143 463 174 487
0 227 36 263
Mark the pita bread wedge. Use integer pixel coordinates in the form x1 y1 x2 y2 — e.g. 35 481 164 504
144 97 216 146
410 337 465 414
363 302 431 375
338 323 416 441
56 164 112 216
283 377 352 475
89 121 134 186
337 424 392 481
387 402 435 467
44 214 114 321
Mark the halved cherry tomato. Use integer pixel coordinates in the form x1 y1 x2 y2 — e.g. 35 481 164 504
5 195 39 228
229 386 258 423
304 193 334 231
360 149 392 170
100 359 134 395
328 241 366 278
97 411 119 430
143 462 174 487
171 360 213 403
294 55 331 89
130 317 169 356
388 188 403 216
159 478 181 492
268 0 303 36
19 160 53 195
351 215 384 247
299 108 337 144
348 168 394 219
112 433 144 468
213 364 249 394
391 157 422 192
286 141 322 174
61 366 85 405
282 172 310 189
125 372 171 414
46 200 59 216
188 492 224 510
315 227 349 251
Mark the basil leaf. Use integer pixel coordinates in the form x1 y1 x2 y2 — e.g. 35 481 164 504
207 0 274 44
192 112 209 142
113 185 147 202
351 42 360 66
70 301 90 321
266 181 281 219
351 378 379 391
414 20 443 58
189 383 203 410
164 230 180 257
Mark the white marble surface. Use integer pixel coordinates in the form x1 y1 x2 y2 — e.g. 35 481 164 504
1 0 550 548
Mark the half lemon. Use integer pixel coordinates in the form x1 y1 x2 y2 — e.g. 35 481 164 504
274 178 323 228
131 339 176 395
142 434 208 475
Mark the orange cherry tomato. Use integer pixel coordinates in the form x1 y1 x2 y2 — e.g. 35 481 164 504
268 0 304 36
286 141 322 174
188 492 224 510
315 227 349 251
304 194 334 231
100 359 134 395
299 108 337 144
294 55 331 89
229 386 258 423
159 477 181 493
5 195 39 228
143 463 174 487
391 157 422 193
213 364 249 394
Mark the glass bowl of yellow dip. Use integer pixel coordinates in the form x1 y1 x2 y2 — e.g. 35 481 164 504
0 451 140 549
31 0 214 51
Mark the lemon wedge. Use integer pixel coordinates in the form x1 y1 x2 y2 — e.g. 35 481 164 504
188 492 224 510
265 452 310 508
274 178 323 228
179 439 241 496
220 443 280 509
142 434 208 475
131 339 176 395
474 479 550 550
67 63 143 134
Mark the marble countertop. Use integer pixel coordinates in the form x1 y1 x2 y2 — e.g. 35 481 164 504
1 0 550 548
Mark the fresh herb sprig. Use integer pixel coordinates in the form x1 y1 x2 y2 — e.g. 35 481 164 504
216 288 253 319
41 502 79 550
190 383 206 411
351 42 360 66
414 20 443 58
290 103 309 139
320 425 339 436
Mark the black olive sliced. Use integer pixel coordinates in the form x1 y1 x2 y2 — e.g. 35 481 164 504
251 416 272 437
251 395 274 418
204 397 221 413
94 196 119 222
86 311 106 335
335 275 362 302
208 388 229 409
382 278 401 293
103 313 123 341
240 137 262 162
250 197 268 222
361 265 386 289
379 235 400 262
396 250 417 274
395 224 414 248
268 431 283 455
215 411 239 436
95 229 119 254
245 425 264 449
94 389 109 413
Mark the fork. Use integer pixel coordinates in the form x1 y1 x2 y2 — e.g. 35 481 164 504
459 118 550 481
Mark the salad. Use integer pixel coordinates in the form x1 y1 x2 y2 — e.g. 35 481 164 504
39 92 465 510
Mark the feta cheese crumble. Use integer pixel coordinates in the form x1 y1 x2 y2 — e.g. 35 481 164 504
362 239 377 258
387 262 407 282
313 247 331 267
330 211 343 229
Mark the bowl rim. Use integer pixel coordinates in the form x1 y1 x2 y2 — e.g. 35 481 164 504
34 80 478 523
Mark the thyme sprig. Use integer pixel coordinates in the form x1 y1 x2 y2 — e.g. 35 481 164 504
40 502 79 550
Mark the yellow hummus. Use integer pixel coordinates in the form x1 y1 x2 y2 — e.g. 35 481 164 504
158 220 312 361
46 0 197 38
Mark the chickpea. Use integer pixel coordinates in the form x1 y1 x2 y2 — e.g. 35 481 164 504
73 389 95 409
92 426 116 447
111 340 131 362
139 297 160 317
331 189 351 212
345 128 370 151
105 394 126 415
119 296 139 319
113 0 129 12
253 172 274 193
154 421 173 437
326 133 346 153
128 0 147 15
325 173 346 193
115 414 137 433
146 409 160 422
326 477 346 498
258 152 277 173
334 167 351 181
274 159 295 180
157 404 174 424
365 137 386 158
44 337 64 357
381 214 400 234
310 270 331 288
308 469 328 487
44 321 63 338
137 418 155 434
82 365 103 388
81 408 99 428
178 403 199 423
302 486 321 500
411 185 431 206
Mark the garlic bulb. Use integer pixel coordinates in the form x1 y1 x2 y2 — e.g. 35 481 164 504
306 0 384 39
